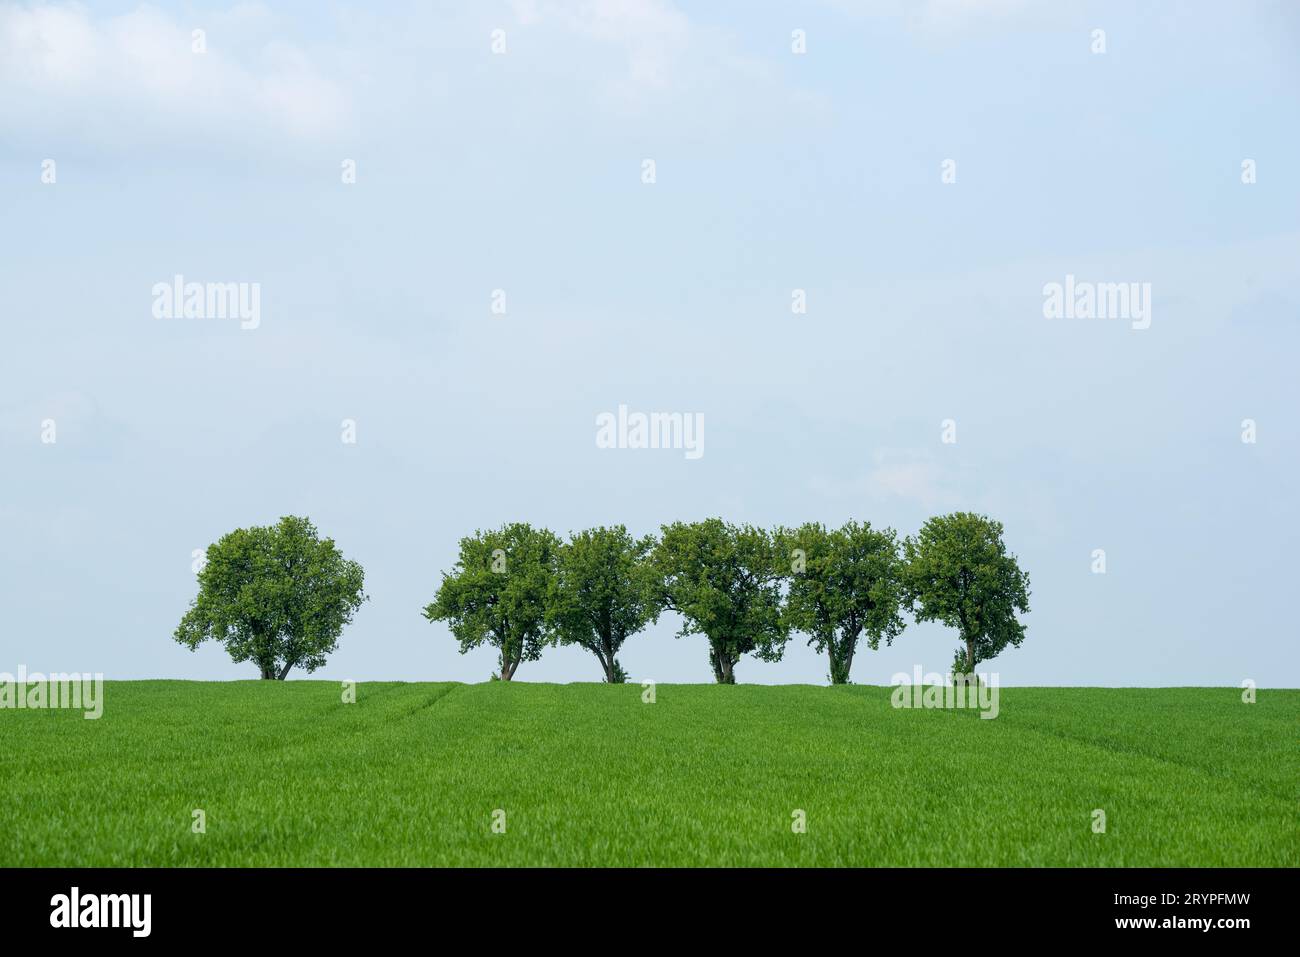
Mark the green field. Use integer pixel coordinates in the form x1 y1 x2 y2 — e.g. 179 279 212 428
2 682 1295 866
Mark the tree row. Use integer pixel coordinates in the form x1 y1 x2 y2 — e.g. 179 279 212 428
175 513 1030 684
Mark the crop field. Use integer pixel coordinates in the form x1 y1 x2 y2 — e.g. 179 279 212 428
1 682 1295 867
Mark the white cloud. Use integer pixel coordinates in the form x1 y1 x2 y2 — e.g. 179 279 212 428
0 0 818 154
864 450 964 509
511 0 690 91
504 0 816 122
810 449 964 511
824 0 1038 32
0 2 351 148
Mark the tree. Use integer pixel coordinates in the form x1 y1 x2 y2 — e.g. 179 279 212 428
779 520 905 684
549 526 659 683
902 512 1030 675
174 516 367 679
424 523 560 681
649 519 789 684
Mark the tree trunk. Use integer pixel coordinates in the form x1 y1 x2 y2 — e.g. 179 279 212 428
500 653 520 681
828 650 849 685
826 632 852 684
709 648 736 684
593 645 612 682
966 638 975 672
259 663 275 680
277 661 293 680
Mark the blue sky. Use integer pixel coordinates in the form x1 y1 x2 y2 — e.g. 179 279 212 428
1 0 1297 686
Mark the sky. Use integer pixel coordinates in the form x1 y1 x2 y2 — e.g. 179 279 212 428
1 0 1297 687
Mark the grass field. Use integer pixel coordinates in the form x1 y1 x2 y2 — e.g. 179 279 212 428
1 681 1295 866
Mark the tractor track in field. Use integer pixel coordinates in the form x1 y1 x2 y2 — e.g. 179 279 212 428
1002 718 1296 808
397 684 462 719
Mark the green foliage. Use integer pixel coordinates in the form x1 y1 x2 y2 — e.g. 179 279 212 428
424 523 560 681
779 520 905 684
902 512 1031 674
650 519 788 683
174 515 367 679
549 525 658 683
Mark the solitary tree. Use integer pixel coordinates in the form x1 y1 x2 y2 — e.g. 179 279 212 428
902 512 1030 675
779 520 905 684
549 525 659 683
174 515 367 679
424 523 560 681
650 519 788 684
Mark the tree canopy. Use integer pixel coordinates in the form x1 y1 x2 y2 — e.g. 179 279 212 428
649 519 788 684
902 512 1030 674
174 515 367 679
779 520 905 684
424 522 560 681
549 525 659 683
